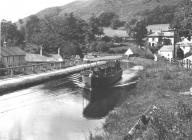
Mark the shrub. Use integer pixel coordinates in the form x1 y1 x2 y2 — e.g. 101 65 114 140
0 62 6 76
162 71 173 80
146 101 192 140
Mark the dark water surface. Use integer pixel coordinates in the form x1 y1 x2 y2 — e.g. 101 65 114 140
0 70 136 140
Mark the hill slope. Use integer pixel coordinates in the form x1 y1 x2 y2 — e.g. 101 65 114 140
36 0 180 21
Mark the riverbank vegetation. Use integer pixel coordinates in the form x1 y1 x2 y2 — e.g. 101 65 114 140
90 57 192 140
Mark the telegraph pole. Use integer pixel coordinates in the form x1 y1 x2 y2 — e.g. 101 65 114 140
173 28 176 59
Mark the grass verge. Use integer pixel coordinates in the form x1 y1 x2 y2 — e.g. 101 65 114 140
90 57 192 140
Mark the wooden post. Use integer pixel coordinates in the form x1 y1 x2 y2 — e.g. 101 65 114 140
32 65 34 72
23 67 25 74
10 68 13 77
59 62 61 68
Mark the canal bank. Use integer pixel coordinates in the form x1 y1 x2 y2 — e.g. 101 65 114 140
90 57 192 140
0 61 106 94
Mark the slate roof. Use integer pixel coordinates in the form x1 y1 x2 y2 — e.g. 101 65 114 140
1 47 26 57
25 53 63 62
147 31 174 37
158 45 174 52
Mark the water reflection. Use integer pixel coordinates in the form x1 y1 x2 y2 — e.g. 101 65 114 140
0 70 137 140
83 89 120 119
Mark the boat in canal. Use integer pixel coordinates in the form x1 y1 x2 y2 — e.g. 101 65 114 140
81 59 122 90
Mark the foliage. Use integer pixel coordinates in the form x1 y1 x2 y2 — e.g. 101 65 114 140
98 12 117 27
144 101 192 140
89 41 113 52
110 17 125 29
60 41 83 58
1 20 25 46
171 0 192 39
24 13 105 55
176 47 184 60
112 36 123 43
96 41 110 52
141 5 177 25
25 15 42 44
101 36 111 42
85 15 103 43
0 61 6 76
129 20 148 46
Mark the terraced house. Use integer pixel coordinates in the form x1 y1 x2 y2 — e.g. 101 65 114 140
146 24 174 47
1 47 26 67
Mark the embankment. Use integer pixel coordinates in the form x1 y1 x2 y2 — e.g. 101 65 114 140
91 57 192 140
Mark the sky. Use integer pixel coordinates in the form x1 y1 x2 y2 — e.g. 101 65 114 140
0 0 82 22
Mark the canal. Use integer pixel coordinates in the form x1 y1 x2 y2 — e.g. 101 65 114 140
0 67 139 140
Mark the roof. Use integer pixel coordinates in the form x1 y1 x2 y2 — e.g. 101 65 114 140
147 31 174 37
158 45 174 52
1 47 26 57
103 27 128 38
124 48 134 56
25 53 63 62
49 54 63 62
146 24 170 32
176 38 192 45
184 55 192 61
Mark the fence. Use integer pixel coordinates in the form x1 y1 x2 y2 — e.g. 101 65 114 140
166 58 192 69
0 59 83 79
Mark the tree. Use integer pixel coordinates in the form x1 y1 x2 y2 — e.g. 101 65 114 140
25 13 88 55
85 15 103 44
110 17 121 29
171 0 192 40
98 12 117 27
176 47 184 60
130 21 148 46
25 15 42 44
1 20 24 46
141 5 177 25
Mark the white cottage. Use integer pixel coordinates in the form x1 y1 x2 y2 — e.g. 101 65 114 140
158 45 174 59
176 38 192 55
147 31 174 47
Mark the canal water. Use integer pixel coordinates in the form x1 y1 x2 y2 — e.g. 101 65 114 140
0 68 138 140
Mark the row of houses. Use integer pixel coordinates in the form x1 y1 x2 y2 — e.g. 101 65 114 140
122 23 192 61
0 46 63 68
146 24 192 60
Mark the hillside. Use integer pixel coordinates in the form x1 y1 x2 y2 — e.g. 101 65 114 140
36 0 180 21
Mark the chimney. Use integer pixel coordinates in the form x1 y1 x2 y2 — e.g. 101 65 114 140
58 48 60 55
40 46 43 56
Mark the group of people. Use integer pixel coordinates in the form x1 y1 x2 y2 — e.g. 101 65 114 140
92 60 121 78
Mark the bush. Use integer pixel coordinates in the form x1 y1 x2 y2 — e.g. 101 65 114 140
145 101 192 140
162 71 173 80
0 62 6 76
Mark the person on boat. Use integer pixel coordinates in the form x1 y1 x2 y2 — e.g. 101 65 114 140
89 71 93 78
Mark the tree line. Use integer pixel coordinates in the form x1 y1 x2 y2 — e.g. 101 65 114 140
126 0 192 47
1 0 191 57
1 12 126 57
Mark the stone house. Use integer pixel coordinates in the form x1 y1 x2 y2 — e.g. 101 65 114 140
1 47 26 67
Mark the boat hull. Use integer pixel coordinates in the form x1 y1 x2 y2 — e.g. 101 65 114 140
82 70 122 89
